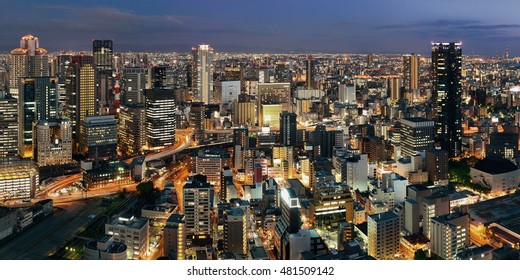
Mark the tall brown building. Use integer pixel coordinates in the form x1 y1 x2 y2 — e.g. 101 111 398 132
426 148 449 185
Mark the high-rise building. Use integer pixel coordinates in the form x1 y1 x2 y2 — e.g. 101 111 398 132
195 149 231 187
309 125 343 158
432 42 462 157
8 34 49 99
118 104 146 157
367 211 399 260
183 175 212 241
403 53 420 101
274 188 302 259
426 148 449 185
93 40 113 72
221 81 240 107
34 118 73 167
388 78 402 101
257 83 291 127
123 67 148 104
0 92 18 161
233 127 249 148
18 77 58 158
64 55 96 153
80 115 117 160
280 111 297 146
223 207 247 254
400 117 435 157
144 89 176 150
273 145 294 179
190 102 205 143
430 212 469 260
149 66 175 90
306 55 315 90
191 45 214 104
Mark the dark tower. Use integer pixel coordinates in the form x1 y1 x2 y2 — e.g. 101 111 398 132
432 42 462 157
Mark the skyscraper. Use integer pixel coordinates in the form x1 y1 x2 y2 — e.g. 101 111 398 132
18 77 58 158
274 187 302 259
34 118 72 167
79 115 118 160
183 175 212 241
8 34 49 99
280 111 297 146
432 42 462 157
144 89 176 150
306 55 315 89
64 55 96 153
400 117 435 157
123 67 148 104
191 45 214 104
190 102 205 143
118 104 146 157
403 53 420 101
0 92 18 162
93 40 113 72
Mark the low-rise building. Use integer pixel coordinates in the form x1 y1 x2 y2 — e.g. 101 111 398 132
105 214 149 260
470 156 520 195
84 234 128 260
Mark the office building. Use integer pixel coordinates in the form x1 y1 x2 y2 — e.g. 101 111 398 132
105 214 149 260
224 207 247 254
388 78 402 101
257 83 291 127
0 161 39 200
118 104 146 157
309 125 343 158
64 55 96 153
400 117 435 157
34 118 73 167
18 77 58 158
432 42 462 157
338 84 356 104
79 115 117 159
367 211 399 260
183 175 212 241
93 40 113 71
280 111 297 146
221 80 240 106
149 65 175 90
0 92 18 161
192 44 214 104
8 34 49 99
332 148 369 192
403 53 420 101
430 212 469 260
144 89 176 150
123 67 148 104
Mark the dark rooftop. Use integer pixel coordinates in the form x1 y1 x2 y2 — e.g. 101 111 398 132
473 156 518 174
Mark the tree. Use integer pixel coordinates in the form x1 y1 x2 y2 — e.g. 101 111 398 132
136 181 159 203
413 249 427 260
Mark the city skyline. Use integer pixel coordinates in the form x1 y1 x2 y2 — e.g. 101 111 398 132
0 1 519 55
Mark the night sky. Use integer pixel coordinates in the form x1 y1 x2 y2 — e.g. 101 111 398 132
1 0 520 55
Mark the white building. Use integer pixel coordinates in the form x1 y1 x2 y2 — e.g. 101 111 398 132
221 81 240 107
84 234 128 260
430 212 469 260
105 214 149 260
470 157 520 195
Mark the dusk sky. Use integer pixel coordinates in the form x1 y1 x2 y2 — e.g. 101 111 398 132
1 0 520 56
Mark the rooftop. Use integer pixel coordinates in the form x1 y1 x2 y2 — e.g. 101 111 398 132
473 156 518 174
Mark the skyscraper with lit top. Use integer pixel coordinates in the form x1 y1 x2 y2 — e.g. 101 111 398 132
191 44 214 104
8 34 49 99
